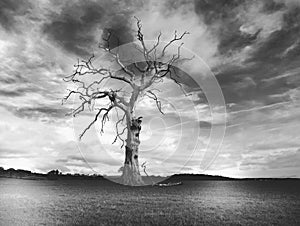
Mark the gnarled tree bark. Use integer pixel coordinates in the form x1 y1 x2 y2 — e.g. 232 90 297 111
121 117 144 186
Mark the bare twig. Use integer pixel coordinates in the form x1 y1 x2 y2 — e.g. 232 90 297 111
79 106 113 140
145 90 164 115
112 113 127 148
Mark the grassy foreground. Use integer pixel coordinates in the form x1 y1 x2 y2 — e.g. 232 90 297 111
0 178 299 225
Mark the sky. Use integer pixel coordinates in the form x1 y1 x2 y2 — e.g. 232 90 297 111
0 0 300 178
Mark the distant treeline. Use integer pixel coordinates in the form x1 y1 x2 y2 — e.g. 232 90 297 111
0 167 298 181
166 173 233 181
166 174 299 181
0 167 104 180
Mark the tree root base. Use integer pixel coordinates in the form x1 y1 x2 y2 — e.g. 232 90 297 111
121 165 144 186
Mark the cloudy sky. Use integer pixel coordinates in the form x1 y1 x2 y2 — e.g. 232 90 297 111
0 0 300 178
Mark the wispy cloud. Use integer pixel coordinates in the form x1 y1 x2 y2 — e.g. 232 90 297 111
0 0 299 177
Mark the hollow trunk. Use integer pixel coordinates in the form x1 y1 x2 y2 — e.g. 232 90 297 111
121 117 144 186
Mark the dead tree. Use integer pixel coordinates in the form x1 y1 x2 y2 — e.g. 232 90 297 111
63 18 190 186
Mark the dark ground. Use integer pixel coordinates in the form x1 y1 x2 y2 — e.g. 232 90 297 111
0 178 299 225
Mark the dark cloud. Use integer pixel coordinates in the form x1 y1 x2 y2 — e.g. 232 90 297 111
43 1 137 56
0 103 68 120
0 90 23 97
199 120 212 129
14 106 68 119
194 0 243 25
0 74 27 84
101 15 134 51
214 66 258 105
218 28 261 55
247 7 300 68
214 5 300 107
192 2 299 108
215 64 299 109
43 2 104 56
194 0 299 81
261 0 286 13
0 0 31 31
0 86 41 97
194 0 259 54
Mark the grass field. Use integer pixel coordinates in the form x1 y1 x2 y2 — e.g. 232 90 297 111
0 178 299 225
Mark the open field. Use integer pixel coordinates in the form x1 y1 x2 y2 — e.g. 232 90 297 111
0 178 299 225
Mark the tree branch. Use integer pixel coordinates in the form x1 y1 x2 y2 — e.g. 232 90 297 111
145 90 164 115
112 113 127 148
160 30 190 59
79 105 114 140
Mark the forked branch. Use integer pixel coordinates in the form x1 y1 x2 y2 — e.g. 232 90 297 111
79 105 113 140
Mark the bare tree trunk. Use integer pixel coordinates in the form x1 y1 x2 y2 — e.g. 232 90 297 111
121 117 144 186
